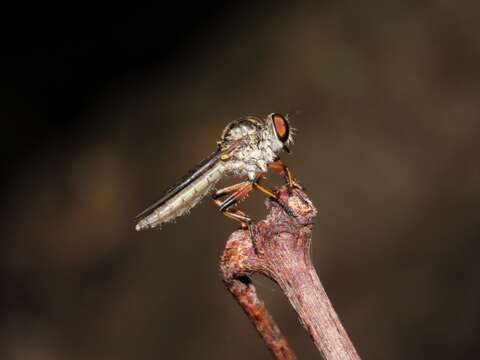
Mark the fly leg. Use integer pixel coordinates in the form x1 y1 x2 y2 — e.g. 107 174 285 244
253 173 297 219
212 182 250 204
268 159 302 189
213 182 259 254
252 174 277 199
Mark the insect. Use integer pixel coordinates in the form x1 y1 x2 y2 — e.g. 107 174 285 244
135 113 298 245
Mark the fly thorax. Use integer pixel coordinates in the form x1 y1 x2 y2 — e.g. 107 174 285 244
221 118 262 142
220 117 285 179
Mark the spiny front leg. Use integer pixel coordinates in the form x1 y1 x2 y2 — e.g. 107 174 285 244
268 159 301 188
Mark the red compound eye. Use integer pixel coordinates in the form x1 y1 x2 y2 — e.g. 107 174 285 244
272 113 289 142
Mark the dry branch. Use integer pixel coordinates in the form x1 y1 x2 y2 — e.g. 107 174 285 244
220 186 361 360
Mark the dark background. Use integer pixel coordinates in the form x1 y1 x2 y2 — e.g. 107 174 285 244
1 1 479 359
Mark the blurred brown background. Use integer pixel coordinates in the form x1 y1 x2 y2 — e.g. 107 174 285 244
2 1 480 359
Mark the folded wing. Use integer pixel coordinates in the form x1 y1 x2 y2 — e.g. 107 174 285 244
135 142 240 231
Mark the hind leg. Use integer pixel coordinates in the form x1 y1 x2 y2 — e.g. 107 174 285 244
212 182 258 253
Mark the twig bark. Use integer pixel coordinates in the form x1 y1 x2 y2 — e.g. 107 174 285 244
220 186 361 360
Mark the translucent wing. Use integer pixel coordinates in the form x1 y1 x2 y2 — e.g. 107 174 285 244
135 141 240 223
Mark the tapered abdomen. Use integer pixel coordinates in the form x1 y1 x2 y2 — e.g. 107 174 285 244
135 162 226 231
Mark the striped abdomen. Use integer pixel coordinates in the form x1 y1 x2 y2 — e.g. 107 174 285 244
135 162 226 231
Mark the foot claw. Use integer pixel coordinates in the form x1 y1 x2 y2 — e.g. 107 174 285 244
277 199 297 219
247 223 259 255
290 180 303 189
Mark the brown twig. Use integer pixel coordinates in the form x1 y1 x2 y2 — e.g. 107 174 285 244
220 186 361 360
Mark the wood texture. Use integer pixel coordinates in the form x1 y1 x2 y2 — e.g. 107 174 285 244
220 186 361 360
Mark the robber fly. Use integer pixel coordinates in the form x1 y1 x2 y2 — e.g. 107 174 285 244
135 113 297 236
